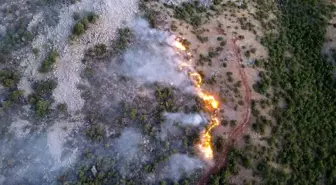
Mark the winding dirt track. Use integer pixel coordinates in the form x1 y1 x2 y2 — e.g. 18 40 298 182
198 38 252 185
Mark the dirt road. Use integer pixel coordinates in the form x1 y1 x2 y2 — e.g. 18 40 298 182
198 38 252 185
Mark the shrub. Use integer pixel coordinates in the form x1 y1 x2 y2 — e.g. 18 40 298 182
10 90 24 103
144 9 158 28
73 22 85 36
0 70 20 88
245 50 251 57
73 12 81 20
57 103 68 113
85 124 105 141
29 79 57 117
220 40 227 46
181 39 191 50
34 79 57 97
33 48 39 56
196 35 208 43
130 109 137 120
3 79 14 88
213 0 221 5
214 136 225 152
36 100 51 117
230 120 237 126
39 50 59 73
71 0 80 4
170 24 178 31
87 44 107 57
113 28 135 52
87 13 99 23
216 47 223 52
190 15 202 27
221 119 228 126
81 18 89 30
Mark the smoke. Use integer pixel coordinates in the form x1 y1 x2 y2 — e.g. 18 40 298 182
159 112 206 140
8 119 31 138
159 120 184 140
113 128 150 177
159 154 204 181
1 1 208 182
114 128 144 161
114 19 208 181
163 112 207 126
0 118 79 185
118 19 193 89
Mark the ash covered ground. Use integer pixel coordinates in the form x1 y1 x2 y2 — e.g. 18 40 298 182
0 1 212 184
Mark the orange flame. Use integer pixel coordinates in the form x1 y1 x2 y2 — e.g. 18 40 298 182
197 118 220 159
198 92 219 110
173 38 222 160
174 40 186 51
197 130 213 159
190 72 202 87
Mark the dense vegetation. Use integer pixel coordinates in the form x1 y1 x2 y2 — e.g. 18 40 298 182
209 148 253 185
172 1 207 27
210 0 336 184
258 1 336 184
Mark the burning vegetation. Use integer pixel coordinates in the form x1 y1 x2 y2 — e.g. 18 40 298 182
173 38 222 160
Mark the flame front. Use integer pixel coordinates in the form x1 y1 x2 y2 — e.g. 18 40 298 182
173 38 222 160
197 118 220 159
174 40 186 51
189 72 202 87
198 92 219 110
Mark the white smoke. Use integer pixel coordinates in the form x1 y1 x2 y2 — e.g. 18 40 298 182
159 112 206 140
163 112 206 126
8 119 31 138
119 19 193 89
0 118 79 185
159 120 183 140
114 128 143 160
159 154 204 181
113 128 150 177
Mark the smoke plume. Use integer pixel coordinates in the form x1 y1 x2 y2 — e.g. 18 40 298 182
159 154 204 181
113 128 150 177
163 112 207 126
118 19 193 89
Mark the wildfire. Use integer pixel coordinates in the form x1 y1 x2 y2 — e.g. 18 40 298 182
198 92 219 110
197 118 220 159
198 130 213 159
173 37 222 160
189 72 202 87
174 40 186 51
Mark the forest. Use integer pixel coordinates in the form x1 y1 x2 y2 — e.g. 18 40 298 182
209 0 336 184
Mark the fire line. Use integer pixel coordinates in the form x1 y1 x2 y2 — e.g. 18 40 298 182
173 38 221 160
